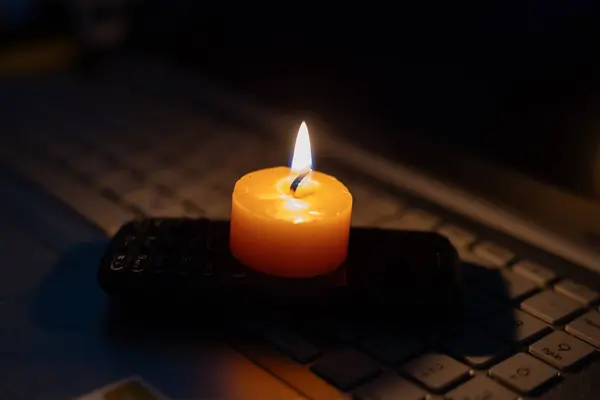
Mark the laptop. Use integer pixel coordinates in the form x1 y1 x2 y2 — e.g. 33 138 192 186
3 39 600 400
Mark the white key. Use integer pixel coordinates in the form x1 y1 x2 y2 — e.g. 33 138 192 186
472 241 515 267
512 261 558 286
436 224 476 248
458 247 498 269
555 280 600 306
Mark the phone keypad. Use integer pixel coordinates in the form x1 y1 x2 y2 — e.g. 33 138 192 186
105 219 231 278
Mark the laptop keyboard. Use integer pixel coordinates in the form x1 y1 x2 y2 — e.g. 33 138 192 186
2 60 600 399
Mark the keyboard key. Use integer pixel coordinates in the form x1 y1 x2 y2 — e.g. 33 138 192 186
264 330 321 364
148 167 196 189
436 224 476 248
230 265 247 279
529 331 595 370
380 209 440 231
348 183 403 226
459 248 498 269
234 340 343 400
361 332 423 365
353 373 427 400
472 241 515 267
311 320 367 344
110 254 128 271
402 353 470 392
178 186 231 220
566 311 600 347
181 200 206 218
310 349 380 391
123 188 181 216
500 270 539 301
490 352 559 395
130 253 149 273
512 261 558 286
444 327 511 369
445 376 516 400
521 290 583 325
462 287 505 319
484 309 551 345
554 280 600 306
96 170 145 196
462 264 534 316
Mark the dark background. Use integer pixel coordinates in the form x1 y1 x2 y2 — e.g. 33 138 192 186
4 0 600 200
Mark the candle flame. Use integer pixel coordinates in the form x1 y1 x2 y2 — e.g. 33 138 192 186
291 121 312 172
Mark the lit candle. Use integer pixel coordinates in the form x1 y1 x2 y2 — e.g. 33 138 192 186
229 122 353 278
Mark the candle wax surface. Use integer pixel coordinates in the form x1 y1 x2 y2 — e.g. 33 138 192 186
230 166 353 278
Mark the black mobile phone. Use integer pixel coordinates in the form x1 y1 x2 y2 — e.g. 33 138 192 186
98 218 461 320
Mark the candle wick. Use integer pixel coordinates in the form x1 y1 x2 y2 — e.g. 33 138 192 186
290 170 311 196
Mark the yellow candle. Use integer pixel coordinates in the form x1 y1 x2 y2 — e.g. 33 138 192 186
229 122 353 278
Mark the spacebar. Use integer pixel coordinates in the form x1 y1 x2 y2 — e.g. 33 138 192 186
233 342 345 400
542 361 600 399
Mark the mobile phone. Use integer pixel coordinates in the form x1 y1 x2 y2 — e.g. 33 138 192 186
98 218 461 320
